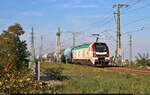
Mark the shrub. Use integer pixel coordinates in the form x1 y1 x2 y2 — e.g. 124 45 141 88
135 53 150 66
0 70 59 94
45 66 70 81
45 66 64 80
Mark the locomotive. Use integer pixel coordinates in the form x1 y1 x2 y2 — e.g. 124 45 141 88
63 42 110 65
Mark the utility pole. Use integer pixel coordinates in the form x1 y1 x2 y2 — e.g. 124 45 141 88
61 31 80 47
29 27 35 74
39 35 43 62
56 27 61 63
113 4 129 64
72 32 80 47
72 32 75 47
129 34 132 65
31 27 35 62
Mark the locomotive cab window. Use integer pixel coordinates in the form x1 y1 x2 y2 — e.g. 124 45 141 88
95 43 107 52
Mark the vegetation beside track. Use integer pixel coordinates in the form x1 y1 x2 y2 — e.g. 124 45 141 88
0 69 63 94
0 24 62 94
121 53 150 68
41 63 150 94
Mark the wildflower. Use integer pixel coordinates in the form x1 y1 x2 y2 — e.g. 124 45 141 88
19 79 23 82
0 82 2 86
26 78 31 81
39 82 42 85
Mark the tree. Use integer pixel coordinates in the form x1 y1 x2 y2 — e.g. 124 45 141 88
0 23 30 71
135 53 150 66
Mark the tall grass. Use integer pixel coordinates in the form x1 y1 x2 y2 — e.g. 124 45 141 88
41 63 150 94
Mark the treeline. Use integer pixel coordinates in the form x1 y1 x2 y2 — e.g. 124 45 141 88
135 53 150 67
122 53 150 67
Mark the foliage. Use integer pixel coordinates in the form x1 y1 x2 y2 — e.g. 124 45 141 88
0 23 30 71
41 63 150 94
0 69 61 94
45 66 70 81
135 53 150 66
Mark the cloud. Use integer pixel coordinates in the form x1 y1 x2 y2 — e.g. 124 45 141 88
22 12 43 16
73 4 98 8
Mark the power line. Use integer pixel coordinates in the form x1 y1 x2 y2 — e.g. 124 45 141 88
122 26 150 35
126 0 141 8
107 2 149 34
123 15 150 27
95 17 114 29
61 31 80 47
122 3 150 15
102 14 150 35
78 14 112 29
130 0 141 5
79 15 114 33
75 15 115 46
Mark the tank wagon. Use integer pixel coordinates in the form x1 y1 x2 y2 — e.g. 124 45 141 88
63 48 73 63
63 42 110 65
52 49 65 62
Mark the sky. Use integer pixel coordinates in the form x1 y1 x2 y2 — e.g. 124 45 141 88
0 0 150 60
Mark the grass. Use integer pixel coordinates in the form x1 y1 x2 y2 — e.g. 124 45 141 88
41 63 150 94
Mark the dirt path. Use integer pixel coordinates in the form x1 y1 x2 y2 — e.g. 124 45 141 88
40 71 62 86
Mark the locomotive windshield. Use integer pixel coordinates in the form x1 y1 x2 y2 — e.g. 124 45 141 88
95 43 107 52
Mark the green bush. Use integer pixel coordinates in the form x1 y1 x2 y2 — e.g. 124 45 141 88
45 66 70 81
135 53 150 66
46 66 64 80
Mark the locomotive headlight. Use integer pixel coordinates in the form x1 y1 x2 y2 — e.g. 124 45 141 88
105 57 110 60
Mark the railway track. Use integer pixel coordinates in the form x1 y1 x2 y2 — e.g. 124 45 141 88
102 67 150 75
68 62 150 75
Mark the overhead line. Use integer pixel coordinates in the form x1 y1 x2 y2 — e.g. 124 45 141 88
78 14 112 29
126 0 141 8
102 15 150 34
123 15 150 28
122 3 150 15
79 15 113 33
92 17 114 29
123 26 150 35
